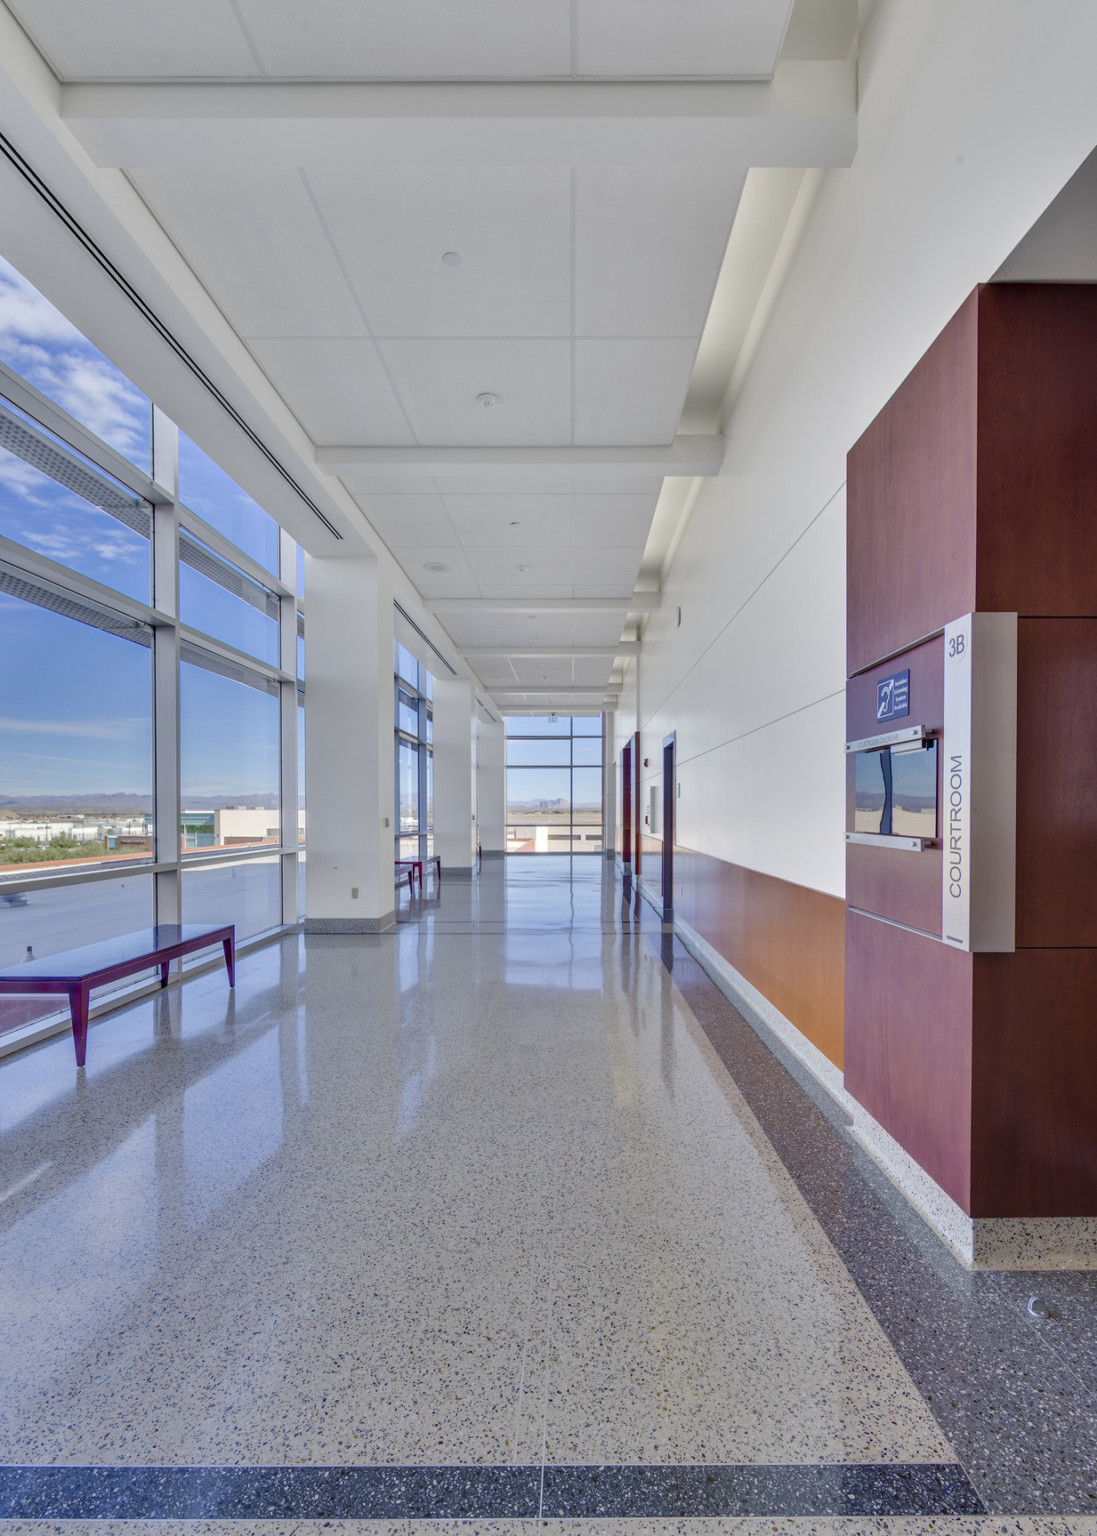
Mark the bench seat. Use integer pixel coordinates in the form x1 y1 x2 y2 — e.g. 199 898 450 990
0 923 235 1067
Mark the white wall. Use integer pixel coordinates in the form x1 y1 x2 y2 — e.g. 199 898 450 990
432 678 477 872
304 555 395 928
477 715 506 855
628 0 1097 901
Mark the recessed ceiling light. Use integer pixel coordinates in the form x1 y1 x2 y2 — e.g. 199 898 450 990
476 392 500 409
423 561 449 572
516 564 529 573
442 251 461 267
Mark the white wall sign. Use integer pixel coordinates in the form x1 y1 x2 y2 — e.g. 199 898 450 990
941 612 1017 952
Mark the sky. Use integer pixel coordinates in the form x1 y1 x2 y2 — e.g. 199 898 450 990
0 255 283 805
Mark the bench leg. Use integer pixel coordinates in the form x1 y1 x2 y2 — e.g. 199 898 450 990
222 936 236 988
68 981 91 1068
160 961 170 988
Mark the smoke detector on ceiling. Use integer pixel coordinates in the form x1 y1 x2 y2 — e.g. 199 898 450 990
476 392 500 409
423 561 449 573
442 251 462 266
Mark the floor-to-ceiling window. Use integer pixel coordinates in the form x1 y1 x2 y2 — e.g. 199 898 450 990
394 642 433 862
506 716 603 853
0 253 305 1044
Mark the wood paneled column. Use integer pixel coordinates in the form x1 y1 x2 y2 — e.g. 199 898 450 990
845 284 1097 1218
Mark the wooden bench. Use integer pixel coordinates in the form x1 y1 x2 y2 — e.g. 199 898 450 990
0 923 235 1068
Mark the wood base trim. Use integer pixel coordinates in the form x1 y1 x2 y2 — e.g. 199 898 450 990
672 845 845 1069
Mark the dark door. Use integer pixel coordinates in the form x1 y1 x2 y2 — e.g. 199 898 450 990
632 730 641 875
621 741 632 871
662 733 675 919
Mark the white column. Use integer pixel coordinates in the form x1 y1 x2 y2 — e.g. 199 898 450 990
432 678 477 875
477 712 506 857
304 556 395 931
602 709 616 857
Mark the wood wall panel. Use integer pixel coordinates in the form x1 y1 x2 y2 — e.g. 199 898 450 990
844 909 974 1211
972 950 1097 1215
976 285 1097 616
846 636 944 935
1015 618 1097 947
847 294 979 674
674 846 845 1069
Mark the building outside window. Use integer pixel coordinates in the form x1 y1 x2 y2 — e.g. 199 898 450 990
506 716 603 853
0 253 305 1045
394 642 433 863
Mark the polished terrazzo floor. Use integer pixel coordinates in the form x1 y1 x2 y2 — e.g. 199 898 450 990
0 856 1095 1533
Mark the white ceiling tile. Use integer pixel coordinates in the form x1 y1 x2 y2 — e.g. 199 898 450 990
233 0 572 77
574 338 698 445
377 339 572 444
573 546 644 586
575 166 741 337
442 493 575 545
129 169 366 339
392 545 480 595
464 544 574 584
249 338 414 444
575 0 792 77
350 493 455 545
571 494 657 546
8 0 259 77
305 168 572 338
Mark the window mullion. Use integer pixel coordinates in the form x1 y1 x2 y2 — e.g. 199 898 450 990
151 407 182 930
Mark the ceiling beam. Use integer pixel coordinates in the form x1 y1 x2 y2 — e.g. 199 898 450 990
63 64 857 170
491 686 617 697
430 595 659 613
319 436 724 481
464 644 639 657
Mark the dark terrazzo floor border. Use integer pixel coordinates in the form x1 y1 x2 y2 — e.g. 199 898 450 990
0 1462 981 1521
626 879 1097 1518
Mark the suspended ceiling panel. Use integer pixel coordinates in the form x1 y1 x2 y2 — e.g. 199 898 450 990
10 0 795 80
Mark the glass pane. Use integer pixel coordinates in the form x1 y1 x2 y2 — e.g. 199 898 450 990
397 688 419 736
572 766 603 852
183 855 282 941
507 738 571 767
179 537 279 665
296 543 305 598
572 715 602 735
506 716 571 735
0 255 151 472
506 767 570 853
180 657 280 858
425 749 433 829
178 434 279 574
572 736 602 766
0 873 154 1037
0 446 150 602
396 835 418 859
0 597 153 881
296 630 305 681
395 642 419 689
398 740 419 833
297 703 306 844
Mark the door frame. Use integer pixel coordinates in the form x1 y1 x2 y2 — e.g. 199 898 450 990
661 732 675 920
621 739 633 872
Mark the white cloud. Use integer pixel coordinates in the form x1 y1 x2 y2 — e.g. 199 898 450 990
0 716 149 741
0 257 149 463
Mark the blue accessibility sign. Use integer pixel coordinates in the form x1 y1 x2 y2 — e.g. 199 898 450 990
876 669 910 722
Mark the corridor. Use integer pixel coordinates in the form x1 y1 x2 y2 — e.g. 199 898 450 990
0 858 1095 1530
